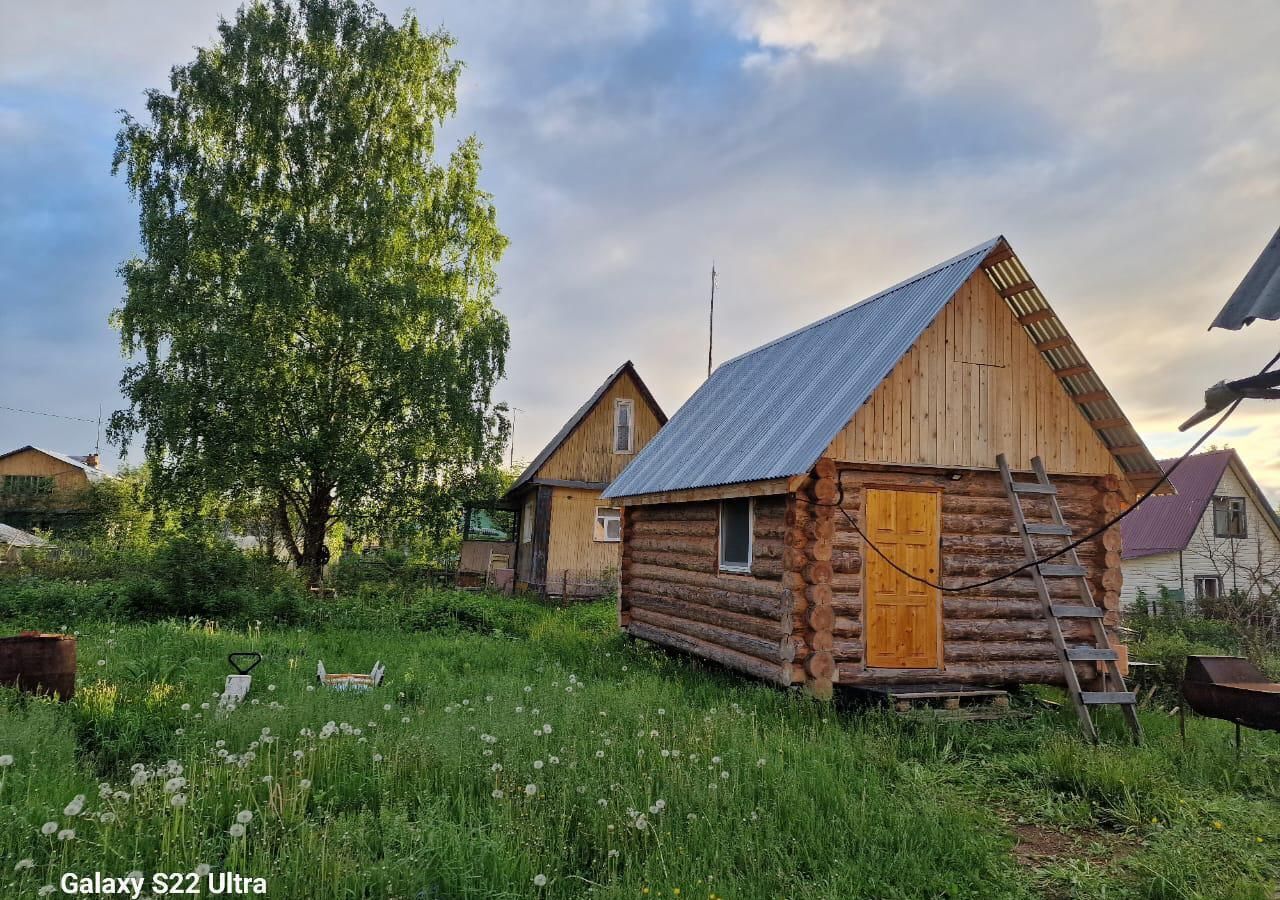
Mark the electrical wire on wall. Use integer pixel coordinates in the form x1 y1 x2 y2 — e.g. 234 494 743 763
817 349 1280 594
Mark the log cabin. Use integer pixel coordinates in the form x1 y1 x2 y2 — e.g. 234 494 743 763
496 361 666 596
603 237 1169 699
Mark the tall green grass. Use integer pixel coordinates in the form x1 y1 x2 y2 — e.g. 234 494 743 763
1 601 1277 899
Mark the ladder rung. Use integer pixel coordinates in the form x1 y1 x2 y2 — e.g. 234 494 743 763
1024 523 1072 536
1080 691 1136 705
1065 647 1118 661
1050 604 1105 618
1011 481 1057 495
1038 564 1087 577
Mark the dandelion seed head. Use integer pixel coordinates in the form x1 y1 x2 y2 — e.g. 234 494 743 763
57 828 75 841
228 823 246 838
533 874 547 887
236 809 253 824
0 754 14 767
41 821 60 837
524 783 537 797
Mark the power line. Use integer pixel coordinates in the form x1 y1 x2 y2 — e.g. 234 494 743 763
0 403 99 424
821 348 1280 594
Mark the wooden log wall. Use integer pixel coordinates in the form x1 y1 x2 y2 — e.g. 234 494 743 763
619 496 793 685
785 459 838 699
825 461 1126 687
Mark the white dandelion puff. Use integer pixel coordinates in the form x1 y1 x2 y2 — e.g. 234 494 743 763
228 823 246 838
533 874 547 887
41 821 58 835
57 828 75 841
524 783 538 797
236 810 253 824
14 858 34 871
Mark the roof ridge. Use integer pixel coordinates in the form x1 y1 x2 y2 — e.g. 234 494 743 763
717 236 1003 370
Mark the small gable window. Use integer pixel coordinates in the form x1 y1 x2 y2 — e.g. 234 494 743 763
1212 496 1247 538
719 498 753 573
613 399 634 454
594 506 622 542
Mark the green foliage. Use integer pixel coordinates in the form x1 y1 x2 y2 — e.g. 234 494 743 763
1 607 1277 899
110 0 509 575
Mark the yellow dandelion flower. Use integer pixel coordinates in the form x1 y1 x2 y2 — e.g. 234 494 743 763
673 890 681 897
1213 821 1223 830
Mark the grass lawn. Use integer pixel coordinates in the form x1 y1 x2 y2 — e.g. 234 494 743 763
1 597 1277 899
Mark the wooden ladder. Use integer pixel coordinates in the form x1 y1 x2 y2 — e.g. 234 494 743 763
997 454 1142 744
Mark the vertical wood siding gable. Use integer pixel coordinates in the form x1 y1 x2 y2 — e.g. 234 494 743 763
824 270 1123 477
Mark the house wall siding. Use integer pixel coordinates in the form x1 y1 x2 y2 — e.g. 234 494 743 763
824 269 1123 478
544 487 622 594
536 371 664 485
0 449 92 494
1123 465 1280 606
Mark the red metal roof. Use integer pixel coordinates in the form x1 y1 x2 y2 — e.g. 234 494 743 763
1120 450 1236 559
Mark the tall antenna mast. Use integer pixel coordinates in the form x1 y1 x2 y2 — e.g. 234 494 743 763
95 403 102 454
707 262 717 379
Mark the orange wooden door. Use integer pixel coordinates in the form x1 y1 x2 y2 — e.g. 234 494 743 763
864 488 941 669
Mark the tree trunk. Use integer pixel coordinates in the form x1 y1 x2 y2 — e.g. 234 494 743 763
299 487 332 587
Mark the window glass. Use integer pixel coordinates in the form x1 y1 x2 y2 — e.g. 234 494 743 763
594 507 622 542
719 498 752 571
1194 575 1222 600
614 400 633 453
2 475 54 495
1213 497 1247 538
521 497 534 543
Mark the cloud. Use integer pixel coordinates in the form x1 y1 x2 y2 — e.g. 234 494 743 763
2 0 1279 505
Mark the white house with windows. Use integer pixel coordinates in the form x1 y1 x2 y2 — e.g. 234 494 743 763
1120 449 1280 609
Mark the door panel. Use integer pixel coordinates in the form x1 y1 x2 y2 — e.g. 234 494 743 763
864 489 941 669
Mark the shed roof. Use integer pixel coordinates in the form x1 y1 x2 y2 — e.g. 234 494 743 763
0 523 50 548
1211 226 1280 330
1120 449 1280 559
0 445 115 482
504 361 666 500
605 236 1164 499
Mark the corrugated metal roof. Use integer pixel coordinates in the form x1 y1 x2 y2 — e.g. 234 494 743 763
1211 226 1280 330
504 361 666 500
1120 449 1280 559
0 523 50 548
605 238 1002 498
1120 451 1233 559
605 236 1166 500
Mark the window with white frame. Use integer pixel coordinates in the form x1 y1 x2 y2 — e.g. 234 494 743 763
520 496 534 543
1212 496 1247 538
1194 575 1223 600
613 399 634 454
719 497 753 572
593 506 622 542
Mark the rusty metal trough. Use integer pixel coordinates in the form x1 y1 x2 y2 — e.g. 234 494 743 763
1180 656 1280 747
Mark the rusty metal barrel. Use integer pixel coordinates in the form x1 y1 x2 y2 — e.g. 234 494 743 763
0 632 77 700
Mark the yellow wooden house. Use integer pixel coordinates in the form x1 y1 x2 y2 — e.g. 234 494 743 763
503 361 666 596
0 445 115 533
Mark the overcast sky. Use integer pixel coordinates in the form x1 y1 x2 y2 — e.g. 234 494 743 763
2 1 1278 501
